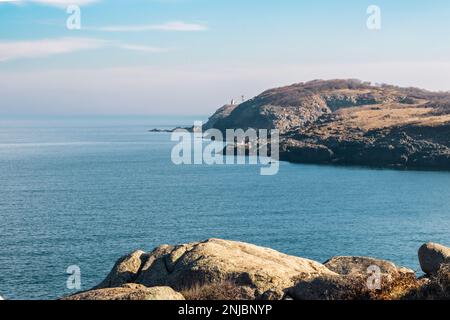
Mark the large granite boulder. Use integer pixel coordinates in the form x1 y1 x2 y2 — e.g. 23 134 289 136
95 250 147 289
289 256 416 300
288 273 367 300
418 243 450 275
95 238 336 299
324 256 414 279
62 284 184 301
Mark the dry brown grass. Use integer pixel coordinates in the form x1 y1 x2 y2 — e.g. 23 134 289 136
180 281 256 300
289 272 423 301
370 273 422 300
335 104 447 131
340 275 418 300
403 265 450 300
179 267 450 301
335 273 421 300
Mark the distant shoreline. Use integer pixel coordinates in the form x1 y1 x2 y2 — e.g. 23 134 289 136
158 79 450 171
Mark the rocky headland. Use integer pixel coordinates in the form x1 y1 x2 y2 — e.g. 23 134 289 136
63 239 450 300
200 79 450 170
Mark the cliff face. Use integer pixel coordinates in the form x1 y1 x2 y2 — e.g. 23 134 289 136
202 104 238 130
204 79 450 169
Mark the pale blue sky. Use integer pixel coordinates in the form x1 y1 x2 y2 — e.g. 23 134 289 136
1 0 450 115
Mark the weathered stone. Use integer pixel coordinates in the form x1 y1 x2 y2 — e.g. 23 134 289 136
259 289 286 301
437 264 450 294
280 140 334 163
324 256 414 280
95 250 148 289
96 239 336 299
180 281 256 300
406 265 450 300
289 274 367 300
418 243 450 275
62 284 184 301
203 104 238 131
83 239 436 300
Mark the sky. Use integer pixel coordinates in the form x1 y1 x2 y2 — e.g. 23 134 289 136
0 0 450 116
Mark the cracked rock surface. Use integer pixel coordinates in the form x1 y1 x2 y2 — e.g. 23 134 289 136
94 238 336 299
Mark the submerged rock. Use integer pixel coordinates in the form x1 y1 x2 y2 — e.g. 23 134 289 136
418 243 450 275
63 284 184 301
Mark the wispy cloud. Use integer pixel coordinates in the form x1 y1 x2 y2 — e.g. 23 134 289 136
0 38 169 62
0 0 99 7
116 44 170 53
90 21 208 32
0 38 105 62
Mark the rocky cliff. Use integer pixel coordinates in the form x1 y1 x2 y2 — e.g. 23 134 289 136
63 239 450 300
204 79 450 170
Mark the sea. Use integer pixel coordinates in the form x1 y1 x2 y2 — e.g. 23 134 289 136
0 115 449 299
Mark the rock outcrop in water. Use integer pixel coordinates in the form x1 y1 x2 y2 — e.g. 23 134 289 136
203 79 450 170
63 239 450 300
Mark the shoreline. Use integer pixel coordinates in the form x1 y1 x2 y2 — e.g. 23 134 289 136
148 129 450 173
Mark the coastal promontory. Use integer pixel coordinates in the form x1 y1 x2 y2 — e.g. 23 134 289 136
202 79 450 170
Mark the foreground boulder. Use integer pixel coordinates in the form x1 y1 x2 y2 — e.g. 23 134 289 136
63 284 184 301
95 250 146 289
418 243 450 275
406 264 450 300
289 273 367 300
291 257 417 300
68 239 450 300
96 238 336 299
324 256 414 279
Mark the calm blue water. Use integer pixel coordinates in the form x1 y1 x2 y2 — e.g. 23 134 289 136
0 116 449 300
